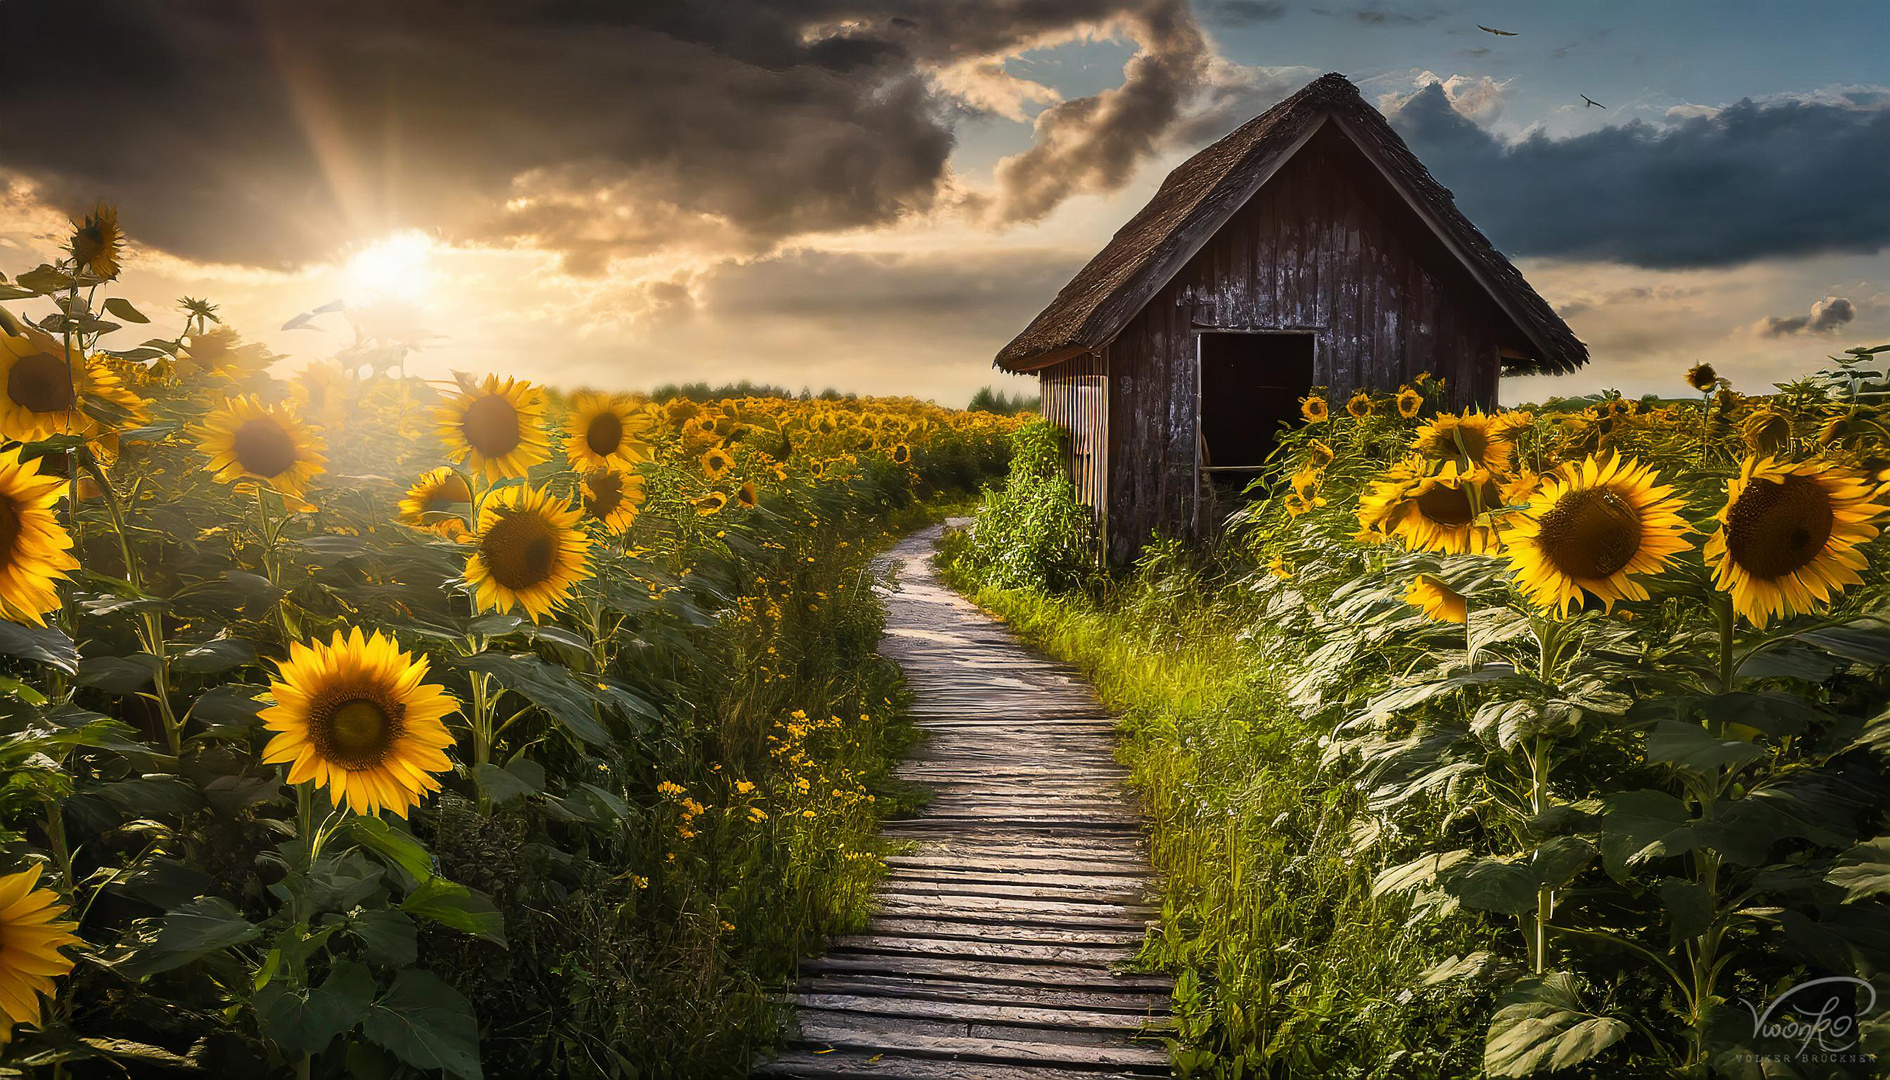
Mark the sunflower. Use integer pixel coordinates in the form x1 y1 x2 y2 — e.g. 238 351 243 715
465 485 592 622
1704 456 1887 627
685 413 723 446
1404 575 1467 624
1742 408 1793 454
579 466 646 534
701 446 733 481
1289 466 1324 504
259 629 458 818
1504 453 1690 614
735 481 759 510
1411 408 1513 473
175 326 278 380
664 398 701 426
0 449 79 627
891 443 911 465
1306 439 1335 469
1356 459 1502 555
0 329 144 443
1501 469 1544 506
292 361 354 430
1268 557 1292 580
1395 387 1424 419
1300 395 1329 423
195 396 327 497
0 865 80 1043
397 468 473 538
1345 392 1372 420
435 375 548 481
69 203 123 281
1685 363 1718 392
695 490 728 516
565 391 652 470
1816 412 1880 450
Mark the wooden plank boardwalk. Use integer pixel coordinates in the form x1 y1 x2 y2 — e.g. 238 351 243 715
757 524 1172 1080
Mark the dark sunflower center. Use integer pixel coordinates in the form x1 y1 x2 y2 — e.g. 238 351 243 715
1427 424 1488 464
233 418 299 478
1414 484 1476 527
584 472 624 518
1537 487 1642 579
1726 475 1834 580
482 511 558 590
463 395 521 457
72 227 105 265
309 692 403 770
0 497 22 563
585 412 624 456
426 476 471 513
9 351 76 414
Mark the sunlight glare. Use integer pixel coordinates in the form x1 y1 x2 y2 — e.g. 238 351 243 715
344 230 434 302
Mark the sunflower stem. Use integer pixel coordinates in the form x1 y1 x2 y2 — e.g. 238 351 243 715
90 458 184 753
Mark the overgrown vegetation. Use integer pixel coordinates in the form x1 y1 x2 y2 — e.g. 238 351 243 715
940 419 1096 593
0 209 1024 1078
945 356 1890 1078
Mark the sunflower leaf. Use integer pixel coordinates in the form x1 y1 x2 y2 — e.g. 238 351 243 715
0 621 78 673
102 297 150 324
345 817 438 884
448 652 609 746
119 896 262 977
401 877 506 946
255 958 375 1058
347 909 419 967
361 969 484 1080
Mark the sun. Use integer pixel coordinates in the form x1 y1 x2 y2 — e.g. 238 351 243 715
344 230 434 301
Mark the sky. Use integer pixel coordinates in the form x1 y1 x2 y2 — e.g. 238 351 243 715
0 0 1885 407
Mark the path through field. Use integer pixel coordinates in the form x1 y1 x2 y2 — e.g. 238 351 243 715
756 524 1172 1079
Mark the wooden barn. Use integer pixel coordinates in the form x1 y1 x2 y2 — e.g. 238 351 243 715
995 72 1589 563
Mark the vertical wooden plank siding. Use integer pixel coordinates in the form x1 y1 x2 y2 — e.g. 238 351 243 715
1038 355 1109 557
1095 125 1530 562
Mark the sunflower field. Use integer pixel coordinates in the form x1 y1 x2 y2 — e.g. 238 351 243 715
0 211 1021 1077
948 359 1890 1077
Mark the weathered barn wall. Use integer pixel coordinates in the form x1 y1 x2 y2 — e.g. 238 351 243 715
1084 125 1525 563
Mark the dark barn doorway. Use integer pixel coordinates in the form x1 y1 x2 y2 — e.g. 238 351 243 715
1198 332 1315 478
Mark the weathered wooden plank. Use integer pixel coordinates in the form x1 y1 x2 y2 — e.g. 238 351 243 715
801 954 1170 992
794 1008 1159 1049
828 935 1136 967
793 994 1174 1033
785 1025 1171 1070
861 916 1149 948
756 1051 1155 1080
803 974 1170 1014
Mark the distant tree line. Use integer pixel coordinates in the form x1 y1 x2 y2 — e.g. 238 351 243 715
651 380 856 402
967 385 1040 415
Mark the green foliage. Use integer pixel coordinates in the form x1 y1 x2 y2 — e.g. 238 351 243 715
941 419 1097 594
966 384 1041 415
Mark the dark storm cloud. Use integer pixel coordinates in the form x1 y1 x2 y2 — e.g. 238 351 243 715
990 0 1214 223
1390 83 1890 268
0 0 1193 270
1758 296 1857 336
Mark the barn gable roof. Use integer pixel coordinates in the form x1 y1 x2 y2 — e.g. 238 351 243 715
994 72 1588 376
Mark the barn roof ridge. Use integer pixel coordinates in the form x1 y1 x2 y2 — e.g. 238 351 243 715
993 71 1589 377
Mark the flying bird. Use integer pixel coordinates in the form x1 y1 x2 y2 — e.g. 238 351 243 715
281 299 345 332
1478 24 1517 35
1581 94 1607 109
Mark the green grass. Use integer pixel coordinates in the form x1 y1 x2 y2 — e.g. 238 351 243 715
943 551 1496 1079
